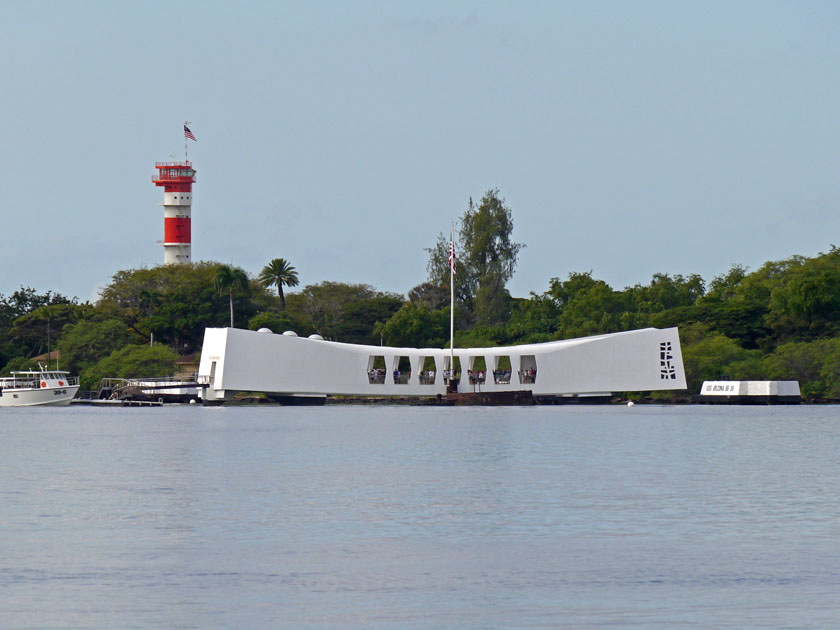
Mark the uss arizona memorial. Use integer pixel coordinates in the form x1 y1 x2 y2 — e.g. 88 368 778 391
197 326 687 402
149 132 687 404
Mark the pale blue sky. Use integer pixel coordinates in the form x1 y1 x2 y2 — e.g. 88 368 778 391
2 1 839 302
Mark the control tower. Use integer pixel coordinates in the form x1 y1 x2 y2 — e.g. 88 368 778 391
152 161 196 264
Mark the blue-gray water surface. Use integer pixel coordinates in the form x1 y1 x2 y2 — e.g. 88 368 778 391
2 404 839 629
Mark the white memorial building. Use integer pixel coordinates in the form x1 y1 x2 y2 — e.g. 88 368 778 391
197 326 687 403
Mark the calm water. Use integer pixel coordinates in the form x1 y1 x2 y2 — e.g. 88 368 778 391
2 404 839 629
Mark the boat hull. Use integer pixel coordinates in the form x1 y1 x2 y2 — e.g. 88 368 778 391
0 386 79 407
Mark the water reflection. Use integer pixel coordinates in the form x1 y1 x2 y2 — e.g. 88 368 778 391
2 404 840 628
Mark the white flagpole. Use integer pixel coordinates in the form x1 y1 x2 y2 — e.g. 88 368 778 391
450 222 455 389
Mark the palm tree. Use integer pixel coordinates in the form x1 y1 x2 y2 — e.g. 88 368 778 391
215 265 250 327
258 258 299 310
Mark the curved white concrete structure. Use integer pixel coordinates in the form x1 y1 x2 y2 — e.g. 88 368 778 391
197 326 686 402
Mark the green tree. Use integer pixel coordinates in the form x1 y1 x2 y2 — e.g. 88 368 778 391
474 281 511 328
547 271 611 308
454 324 509 348
1 355 36 375
258 258 300 310
287 282 403 341
738 257 805 303
706 264 749 301
504 295 560 344
761 339 834 400
80 343 179 391
248 311 294 333
288 282 374 339
97 263 266 352
680 324 760 394
655 264 769 349
11 303 92 363
215 265 251 328
57 318 141 375
766 250 840 340
0 288 80 367
650 301 769 349
334 296 404 345
378 303 450 348
426 189 523 325
816 338 840 400
546 272 630 339
407 282 449 311
628 273 705 314
0 287 75 326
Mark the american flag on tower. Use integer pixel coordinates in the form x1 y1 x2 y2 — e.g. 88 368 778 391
449 239 456 275
184 125 197 141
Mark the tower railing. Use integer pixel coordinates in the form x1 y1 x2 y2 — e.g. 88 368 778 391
151 175 196 183
155 160 192 167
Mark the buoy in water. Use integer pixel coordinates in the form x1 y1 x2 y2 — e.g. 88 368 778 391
627 401 635 407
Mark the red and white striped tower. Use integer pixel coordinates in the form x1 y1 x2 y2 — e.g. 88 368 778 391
152 160 196 264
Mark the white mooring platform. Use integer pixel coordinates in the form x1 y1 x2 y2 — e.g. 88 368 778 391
695 381 801 404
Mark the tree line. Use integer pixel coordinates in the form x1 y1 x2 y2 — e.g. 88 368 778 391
3 189 840 400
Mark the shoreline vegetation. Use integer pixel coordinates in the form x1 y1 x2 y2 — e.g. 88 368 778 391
4 190 840 403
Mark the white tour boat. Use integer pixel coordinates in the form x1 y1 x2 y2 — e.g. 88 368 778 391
0 369 80 407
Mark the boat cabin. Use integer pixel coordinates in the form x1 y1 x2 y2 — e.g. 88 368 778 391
0 370 78 390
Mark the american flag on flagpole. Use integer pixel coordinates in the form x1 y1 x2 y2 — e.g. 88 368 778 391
449 239 456 275
184 125 197 141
